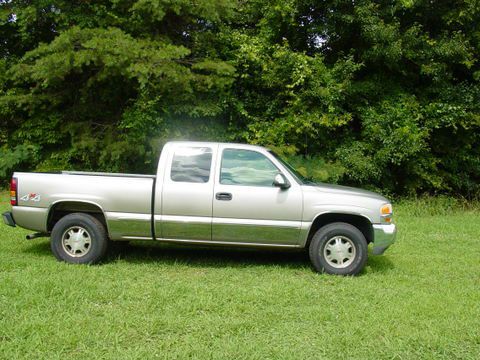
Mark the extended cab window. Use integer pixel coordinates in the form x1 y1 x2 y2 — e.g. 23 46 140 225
220 149 279 187
170 147 212 183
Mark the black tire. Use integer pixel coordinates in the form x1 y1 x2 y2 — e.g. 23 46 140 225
51 213 108 264
309 222 368 276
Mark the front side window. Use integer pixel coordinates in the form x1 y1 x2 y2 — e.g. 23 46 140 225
220 149 279 187
170 147 212 183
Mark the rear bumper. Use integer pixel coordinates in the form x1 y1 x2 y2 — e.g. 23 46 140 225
2 212 16 227
372 223 396 255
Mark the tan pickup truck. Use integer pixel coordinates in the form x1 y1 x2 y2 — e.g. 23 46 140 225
3 141 396 275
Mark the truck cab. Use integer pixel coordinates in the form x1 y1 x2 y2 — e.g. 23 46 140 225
156 142 304 246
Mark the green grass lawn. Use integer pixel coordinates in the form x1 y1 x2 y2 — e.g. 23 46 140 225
1 193 479 359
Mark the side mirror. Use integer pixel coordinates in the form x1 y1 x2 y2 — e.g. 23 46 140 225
273 173 291 190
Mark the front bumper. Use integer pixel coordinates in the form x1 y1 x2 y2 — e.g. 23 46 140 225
372 223 396 255
2 212 16 227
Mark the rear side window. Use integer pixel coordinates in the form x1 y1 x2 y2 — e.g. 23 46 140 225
170 147 212 183
220 149 279 187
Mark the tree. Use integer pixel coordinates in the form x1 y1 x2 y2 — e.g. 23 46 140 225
1 0 479 197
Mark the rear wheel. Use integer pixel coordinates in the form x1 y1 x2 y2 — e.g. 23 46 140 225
309 222 368 276
51 213 108 264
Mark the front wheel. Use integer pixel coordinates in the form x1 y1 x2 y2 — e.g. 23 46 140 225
51 213 108 264
309 222 368 276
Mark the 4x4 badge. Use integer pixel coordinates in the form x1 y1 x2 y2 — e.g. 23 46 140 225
20 193 41 202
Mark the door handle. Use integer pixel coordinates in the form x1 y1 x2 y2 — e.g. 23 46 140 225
215 192 233 201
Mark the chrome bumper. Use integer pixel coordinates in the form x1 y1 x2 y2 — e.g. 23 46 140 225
372 223 396 255
2 212 16 227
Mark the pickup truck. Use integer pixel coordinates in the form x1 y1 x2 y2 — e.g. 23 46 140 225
2 141 396 275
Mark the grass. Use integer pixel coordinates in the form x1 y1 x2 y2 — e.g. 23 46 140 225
1 193 479 359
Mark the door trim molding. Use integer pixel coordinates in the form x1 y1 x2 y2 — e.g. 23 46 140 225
157 214 302 228
155 237 302 248
212 217 301 228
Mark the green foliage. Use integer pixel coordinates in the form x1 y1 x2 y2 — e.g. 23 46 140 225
0 0 479 196
0 144 40 178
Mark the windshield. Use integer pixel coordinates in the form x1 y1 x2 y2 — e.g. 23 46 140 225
269 151 311 185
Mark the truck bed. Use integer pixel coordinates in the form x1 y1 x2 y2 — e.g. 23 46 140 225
11 171 156 240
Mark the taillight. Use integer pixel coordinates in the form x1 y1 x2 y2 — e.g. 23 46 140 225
10 177 17 206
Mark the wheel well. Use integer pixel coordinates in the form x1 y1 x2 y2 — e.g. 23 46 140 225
47 202 107 232
306 213 374 246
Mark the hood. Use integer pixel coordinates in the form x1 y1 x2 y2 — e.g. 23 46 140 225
304 183 389 203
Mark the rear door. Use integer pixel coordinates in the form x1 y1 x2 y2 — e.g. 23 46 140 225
212 146 303 246
158 144 217 240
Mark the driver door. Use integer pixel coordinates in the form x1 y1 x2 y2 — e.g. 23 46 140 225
212 147 303 245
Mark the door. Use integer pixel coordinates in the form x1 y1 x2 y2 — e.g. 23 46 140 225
160 145 216 240
212 147 303 245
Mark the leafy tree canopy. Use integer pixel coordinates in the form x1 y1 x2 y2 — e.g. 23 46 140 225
1 0 479 197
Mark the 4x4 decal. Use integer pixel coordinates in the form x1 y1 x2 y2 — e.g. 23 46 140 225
20 193 41 202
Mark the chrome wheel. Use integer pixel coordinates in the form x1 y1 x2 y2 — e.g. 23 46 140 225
323 236 356 269
61 226 92 257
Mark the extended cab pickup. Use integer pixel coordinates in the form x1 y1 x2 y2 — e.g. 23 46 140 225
3 141 396 275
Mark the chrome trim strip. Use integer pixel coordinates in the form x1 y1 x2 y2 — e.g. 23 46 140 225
122 236 153 240
157 215 302 228
105 211 152 240
298 221 313 247
161 215 211 223
155 237 301 248
212 217 301 228
105 212 151 221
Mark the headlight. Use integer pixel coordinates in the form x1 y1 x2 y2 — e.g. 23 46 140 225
380 204 393 222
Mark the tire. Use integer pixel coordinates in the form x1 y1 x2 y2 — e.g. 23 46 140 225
309 222 368 276
51 213 109 264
